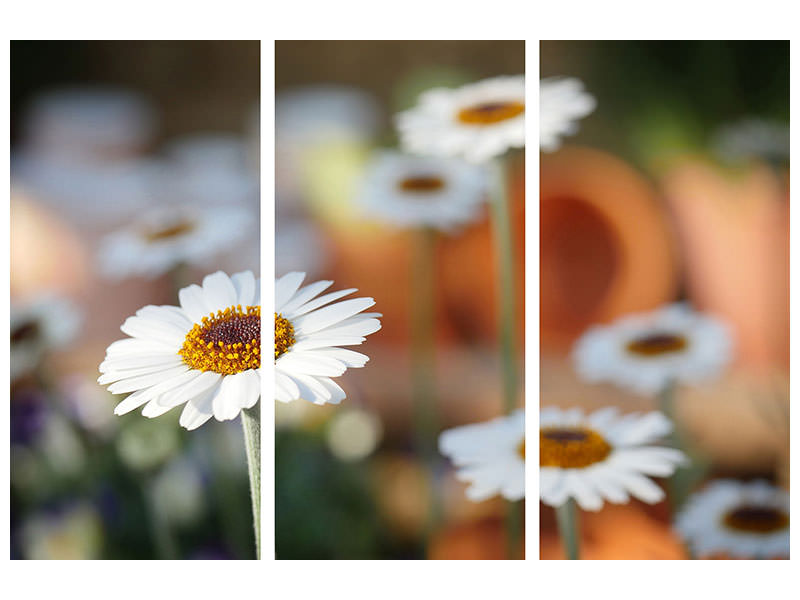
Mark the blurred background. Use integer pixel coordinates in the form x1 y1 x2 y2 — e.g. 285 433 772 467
539 40 789 559
10 40 260 559
275 40 525 559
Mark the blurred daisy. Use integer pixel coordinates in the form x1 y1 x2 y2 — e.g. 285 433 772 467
275 272 381 405
573 303 733 396
11 293 82 381
539 77 596 152
395 75 525 164
675 479 789 559
711 118 790 163
98 204 250 280
358 150 488 231
99 271 261 430
540 406 686 511
439 410 525 502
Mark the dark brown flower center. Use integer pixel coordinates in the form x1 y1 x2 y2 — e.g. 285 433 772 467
144 220 196 242
11 320 41 344
626 333 688 357
457 101 525 125
540 426 612 468
179 305 261 374
723 505 789 534
398 176 445 193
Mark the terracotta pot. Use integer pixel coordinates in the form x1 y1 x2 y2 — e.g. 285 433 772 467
540 501 687 560
660 159 789 372
428 516 525 560
540 146 679 351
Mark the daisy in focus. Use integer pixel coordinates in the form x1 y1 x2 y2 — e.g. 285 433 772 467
573 303 733 396
539 77 596 152
98 204 250 280
439 410 524 502
540 406 686 511
395 75 525 164
675 479 789 559
11 294 82 381
358 150 488 232
98 270 261 430
274 271 381 406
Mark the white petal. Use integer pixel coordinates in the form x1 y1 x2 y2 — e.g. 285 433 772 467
157 370 222 408
278 280 333 316
179 383 219 430
142 397 176 418
179 284 210 323
231 271 256 306
275 369 300 403
293 298 376 335
239 369 261 409
106 365 189 394
202 271 238 311
275 272 306 312
277 351 347 377
212 373 246 421
283 288 356 319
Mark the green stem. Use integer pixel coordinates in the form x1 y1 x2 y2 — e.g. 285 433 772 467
410 227 442 535
556 498 579 560
489 158 521 556
241 407 261 559
488 158 518 415
505 500 522 559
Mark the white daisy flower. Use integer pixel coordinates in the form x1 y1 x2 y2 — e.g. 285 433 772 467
539 77 596 152
357 150 488 232
540 406 687 512
573 303 733 396
98 204 251 280
275 272 381 405
98 270 261 430
395 75 525 164
439 410 525 502
675 479 789 559
11 293 82 381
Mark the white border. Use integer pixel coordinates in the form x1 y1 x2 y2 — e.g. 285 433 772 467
1 2 797 599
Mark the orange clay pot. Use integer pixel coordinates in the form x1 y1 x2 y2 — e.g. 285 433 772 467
540 146 679 352
439 154 525 349
326 153 525 351
428 516 525 560
540 501 687 560
660 159 789 372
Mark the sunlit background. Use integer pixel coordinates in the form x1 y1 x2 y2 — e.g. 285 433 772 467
10 40 260 559
540 40 789 559
275 40 525 559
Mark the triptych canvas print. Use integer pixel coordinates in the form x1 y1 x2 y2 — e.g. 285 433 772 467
8 39 790 562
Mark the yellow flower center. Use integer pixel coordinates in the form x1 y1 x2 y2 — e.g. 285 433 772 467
274 313 296 360
517 439 525 460
458 101 525 125
179 305 261 374
626 332 688 357
540 426 612 468
398 175 445 193
723 505 789 534
144 220 196 242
